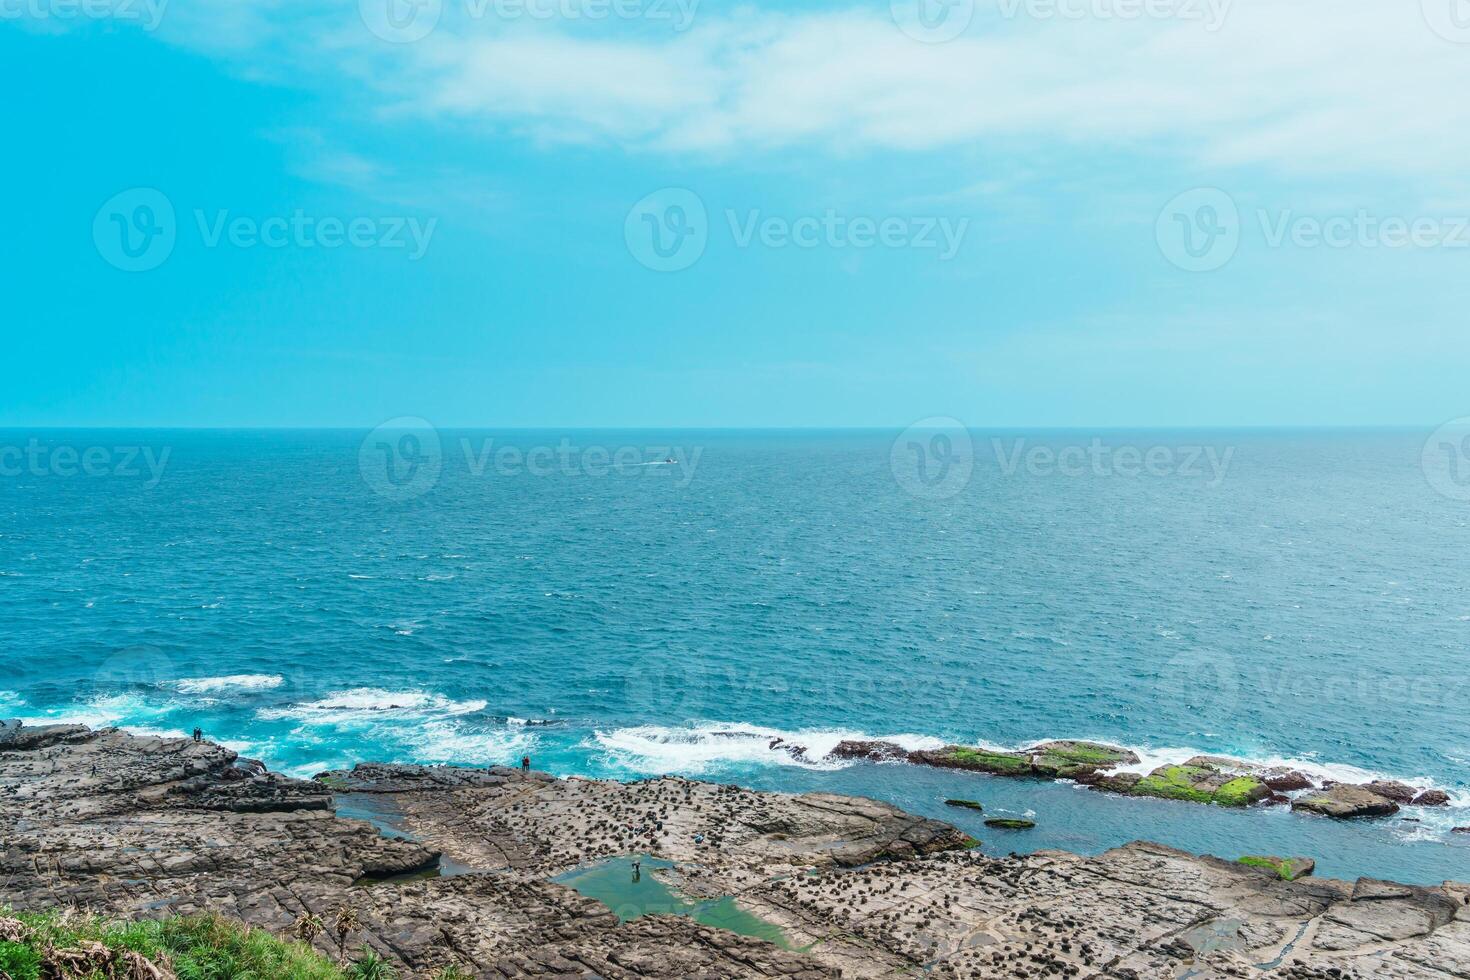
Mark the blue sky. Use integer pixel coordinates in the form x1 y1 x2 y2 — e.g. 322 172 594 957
3 0 1469 427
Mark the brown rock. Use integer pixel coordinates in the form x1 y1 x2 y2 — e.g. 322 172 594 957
1293 784 1400 819
1364 780 1419 804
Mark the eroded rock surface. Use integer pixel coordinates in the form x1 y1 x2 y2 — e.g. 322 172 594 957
4 724 1469 979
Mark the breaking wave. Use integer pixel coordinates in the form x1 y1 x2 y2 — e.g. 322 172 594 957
170 674 284 694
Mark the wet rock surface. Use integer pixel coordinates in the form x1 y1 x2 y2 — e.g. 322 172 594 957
4 724 1469 978
1294 784 1404 819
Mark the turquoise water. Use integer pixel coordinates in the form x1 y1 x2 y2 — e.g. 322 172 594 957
4 428 1470 883
555 855 792 948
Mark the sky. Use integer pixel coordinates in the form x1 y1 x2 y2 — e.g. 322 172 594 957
3 0 1469 428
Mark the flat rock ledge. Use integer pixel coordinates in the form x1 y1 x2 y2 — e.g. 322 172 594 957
830 738 1445 819
2 723 1468 978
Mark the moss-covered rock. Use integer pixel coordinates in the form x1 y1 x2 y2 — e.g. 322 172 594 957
1237 855 1314 881
912 746 1033 775
983 818 1035 830
1026 741 1139 778
1127 765 1271 808
944 799 983 811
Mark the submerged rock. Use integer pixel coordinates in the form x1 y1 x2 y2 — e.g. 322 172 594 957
944 798 983 811
1293 784 1400 819
983 818 1035 830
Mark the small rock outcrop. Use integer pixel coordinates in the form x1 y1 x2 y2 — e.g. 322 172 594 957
1293 784 1401 818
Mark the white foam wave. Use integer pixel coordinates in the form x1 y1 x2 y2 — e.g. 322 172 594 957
171 674 284 694
16 694 173 730
256 688 488 723
403 720 534 765
0 691 23 709
591 723 944 776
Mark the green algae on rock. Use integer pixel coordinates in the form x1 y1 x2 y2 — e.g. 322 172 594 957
1126 765 1271 807
1237 856 1315 881
983 818 1036 830
943 799 983 811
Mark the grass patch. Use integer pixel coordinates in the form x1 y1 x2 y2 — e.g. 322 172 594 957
0 909 396 980
1237 856 1295 880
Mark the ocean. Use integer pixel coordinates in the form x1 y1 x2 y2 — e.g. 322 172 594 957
4 426 1469 884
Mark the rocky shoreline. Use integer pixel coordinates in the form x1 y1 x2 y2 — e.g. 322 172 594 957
4 720 1470 978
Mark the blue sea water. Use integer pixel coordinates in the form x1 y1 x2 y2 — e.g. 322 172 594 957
4 427 1470 884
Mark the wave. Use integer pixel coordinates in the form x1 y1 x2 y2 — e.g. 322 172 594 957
0 691 23 709
170 674 284 694
590 722 944 776
256 688 488 723
15 694 175 730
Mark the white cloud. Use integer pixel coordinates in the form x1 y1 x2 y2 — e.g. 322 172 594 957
157 0 1470 185
346 0 1470 182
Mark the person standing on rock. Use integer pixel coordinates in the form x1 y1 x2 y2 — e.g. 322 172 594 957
192 728 202 743
521 755 530 773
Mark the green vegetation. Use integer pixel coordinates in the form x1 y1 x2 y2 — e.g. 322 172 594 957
1129 766 1268 808
960 835 983 849
1214 776 1270 807
943 799 983 810
1237 856 1296 880
314 774 349 789
0 909 400 980
983 818 1036 830
1131 765 1219 803
939 747 1032 774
